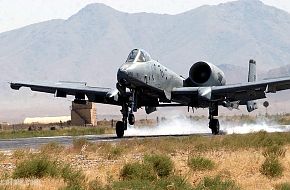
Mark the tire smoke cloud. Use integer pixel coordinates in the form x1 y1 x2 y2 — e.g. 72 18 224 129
126 116 290 136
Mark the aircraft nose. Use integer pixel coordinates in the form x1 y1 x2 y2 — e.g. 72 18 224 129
117 67 128 84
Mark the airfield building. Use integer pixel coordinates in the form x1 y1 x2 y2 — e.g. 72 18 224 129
24 116 71 124
71 101 97 126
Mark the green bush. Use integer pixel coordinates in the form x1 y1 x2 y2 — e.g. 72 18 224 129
275 182 290 190
144 154 174 177
263 145 286 158
87 179 106 190
112 179 153 190
188 156 215 171
260 157 283 178
155 175 193 190
194 176 240 190
12 154 87 189
117 155 192 189
120 162 156 181
61 164 86 190
107 146 123 160
252 131 285 147
112 175 192 190
13 156 59 178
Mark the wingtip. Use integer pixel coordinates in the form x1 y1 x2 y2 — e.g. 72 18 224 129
10 82 21 90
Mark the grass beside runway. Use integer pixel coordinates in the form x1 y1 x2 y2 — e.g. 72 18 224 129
1 131 290 189
0 126 111 139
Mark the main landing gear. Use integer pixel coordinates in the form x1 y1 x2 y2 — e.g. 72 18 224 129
209 118 220 135
208 102 220 135
115 87 137 138
116 121 125 138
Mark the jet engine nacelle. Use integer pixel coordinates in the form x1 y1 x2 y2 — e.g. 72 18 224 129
189 61 226 86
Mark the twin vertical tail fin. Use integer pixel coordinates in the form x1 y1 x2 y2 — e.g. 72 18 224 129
247 59 258 112
248 59 256 83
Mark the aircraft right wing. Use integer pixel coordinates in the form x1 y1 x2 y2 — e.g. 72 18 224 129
10 81 121 105
172 77 290 105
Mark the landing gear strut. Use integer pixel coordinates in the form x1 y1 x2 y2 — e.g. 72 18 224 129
115 86 137 138
128 89 136 125
209 102 220 135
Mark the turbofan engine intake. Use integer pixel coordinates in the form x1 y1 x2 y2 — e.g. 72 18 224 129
189 61 226 86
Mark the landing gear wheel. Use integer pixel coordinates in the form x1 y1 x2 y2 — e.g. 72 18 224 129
128 114 135 125
209 119 220 135
116 121 125 138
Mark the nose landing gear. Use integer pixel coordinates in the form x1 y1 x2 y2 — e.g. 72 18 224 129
115 102 128 138
128 113 135 125
115 86 137 138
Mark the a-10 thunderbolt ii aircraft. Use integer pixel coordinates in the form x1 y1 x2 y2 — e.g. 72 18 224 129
10 49 290 137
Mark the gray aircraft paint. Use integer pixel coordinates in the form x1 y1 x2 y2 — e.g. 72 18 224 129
247 60 258 112
118 49 184 101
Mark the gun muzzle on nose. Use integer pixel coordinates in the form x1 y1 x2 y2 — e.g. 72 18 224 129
117 68 128 84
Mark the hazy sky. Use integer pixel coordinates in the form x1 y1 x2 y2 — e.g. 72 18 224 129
1 0 290 33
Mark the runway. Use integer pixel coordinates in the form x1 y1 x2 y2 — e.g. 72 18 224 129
1 120 290 150
0 133 212 150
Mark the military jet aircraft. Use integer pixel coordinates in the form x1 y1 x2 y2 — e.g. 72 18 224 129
10 49 290 137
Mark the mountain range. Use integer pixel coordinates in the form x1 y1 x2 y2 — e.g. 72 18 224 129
1 0 290 122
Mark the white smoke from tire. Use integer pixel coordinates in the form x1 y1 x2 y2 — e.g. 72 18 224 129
125 115 290 136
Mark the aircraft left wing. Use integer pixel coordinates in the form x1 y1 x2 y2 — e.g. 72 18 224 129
172 77 290 105
10 81 120 105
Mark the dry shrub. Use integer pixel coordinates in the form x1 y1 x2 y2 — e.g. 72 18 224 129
263 145 286 158
72 138 90 151
12 149 28 160
260 157 283 178
275 182 290 190
188 156 215 171
143 154 173 177
40 142 64 155
194 175 240 190
120 162 156 181
13 156 59 179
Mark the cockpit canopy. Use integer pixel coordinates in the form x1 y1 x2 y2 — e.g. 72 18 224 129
126 49 151 63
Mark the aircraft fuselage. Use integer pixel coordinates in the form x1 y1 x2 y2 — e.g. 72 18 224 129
117 50 184 102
